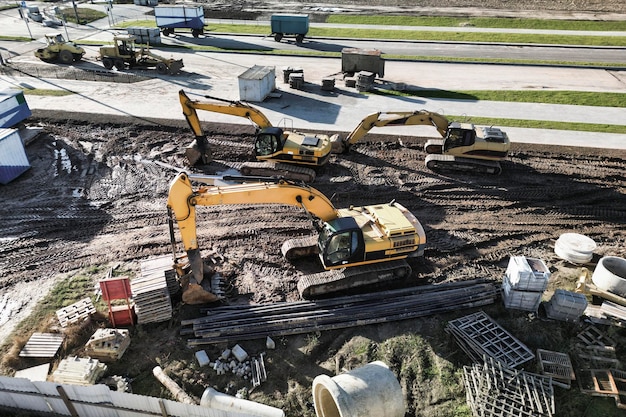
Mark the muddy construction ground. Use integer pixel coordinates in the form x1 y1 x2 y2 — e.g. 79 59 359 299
1 110 625 416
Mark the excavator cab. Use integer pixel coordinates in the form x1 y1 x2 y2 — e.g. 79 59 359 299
318 218 366 267
254 127 285 157
443 123 476 151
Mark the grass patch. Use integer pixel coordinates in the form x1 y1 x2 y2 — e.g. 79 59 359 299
374 89 626 108
448 116 626 134
326 15 626 32
20 88 75 97
59 7 106 25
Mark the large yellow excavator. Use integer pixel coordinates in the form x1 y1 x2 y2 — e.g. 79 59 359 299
180 90 332 182
167 172 426 303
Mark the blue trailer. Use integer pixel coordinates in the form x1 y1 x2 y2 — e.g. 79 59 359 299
270 14 309 43
154 6 205 38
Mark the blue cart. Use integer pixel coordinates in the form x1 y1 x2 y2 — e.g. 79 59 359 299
270 14 309 43
154 6 205 38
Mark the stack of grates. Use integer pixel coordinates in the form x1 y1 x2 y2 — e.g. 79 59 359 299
502 256 550 312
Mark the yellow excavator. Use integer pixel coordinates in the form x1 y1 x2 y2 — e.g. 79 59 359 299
423 122 510 175
180 90 332 182
167 172 426 304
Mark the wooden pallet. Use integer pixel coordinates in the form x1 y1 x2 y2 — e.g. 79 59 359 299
51 356 107 385
131 257 173 324
56 298 96 327
85 328 131 362
578 368 626 409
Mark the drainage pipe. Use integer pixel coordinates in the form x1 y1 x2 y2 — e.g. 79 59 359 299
312 361 405 417
592 256 626 297
200 387 285 417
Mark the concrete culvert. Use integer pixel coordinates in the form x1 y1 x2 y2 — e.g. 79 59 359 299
312 361 404 417
592 256 626 297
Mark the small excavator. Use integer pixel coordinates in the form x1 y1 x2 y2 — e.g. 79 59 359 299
179 89 510 178
167 172 426 304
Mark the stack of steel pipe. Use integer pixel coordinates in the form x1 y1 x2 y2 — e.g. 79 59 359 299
183 279 497 346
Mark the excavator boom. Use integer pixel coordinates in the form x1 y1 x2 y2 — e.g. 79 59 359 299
332 110 450 153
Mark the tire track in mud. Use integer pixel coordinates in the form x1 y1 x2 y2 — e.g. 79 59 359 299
1 120 625 336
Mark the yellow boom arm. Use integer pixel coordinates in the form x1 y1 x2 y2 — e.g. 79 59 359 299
332 110 451 153
179 89 274 136
167 172 338 283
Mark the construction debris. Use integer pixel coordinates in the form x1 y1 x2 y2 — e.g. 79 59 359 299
536 349 575 389
544 289 587 322
183 280 497 346
464 356 555 417
51 356 107 385
577 368 626 409
554 232 596 264
56 297 96 327
19 332 65 358
446 310 535 368
502 256 550 312
84 328 131 362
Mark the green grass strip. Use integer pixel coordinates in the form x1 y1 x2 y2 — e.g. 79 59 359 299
326 15 626 31
448 115 626 134
374 89 626 107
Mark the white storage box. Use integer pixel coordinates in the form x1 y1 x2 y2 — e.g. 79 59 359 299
502 278 543 312
506 256 550 292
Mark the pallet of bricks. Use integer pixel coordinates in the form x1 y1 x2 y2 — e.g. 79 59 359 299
502 256 550 313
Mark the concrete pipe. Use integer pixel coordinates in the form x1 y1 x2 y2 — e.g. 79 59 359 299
592 256 626 297
200 387 285 417
312 361 404 417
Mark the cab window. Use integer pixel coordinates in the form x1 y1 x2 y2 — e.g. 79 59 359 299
326 231 354 265
255 133 278 156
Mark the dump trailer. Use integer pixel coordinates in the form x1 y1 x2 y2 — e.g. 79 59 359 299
270 14 309 43
154 5 205 38
99 34 184 75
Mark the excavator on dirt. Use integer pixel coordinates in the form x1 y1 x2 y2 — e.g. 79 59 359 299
167 172 426 304
179 90 332 182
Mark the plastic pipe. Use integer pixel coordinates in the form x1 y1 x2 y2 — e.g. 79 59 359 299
312 361 404 417
200 387 285 417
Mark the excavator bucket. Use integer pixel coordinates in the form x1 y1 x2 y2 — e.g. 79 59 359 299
185 139 212 165
180 274 221 304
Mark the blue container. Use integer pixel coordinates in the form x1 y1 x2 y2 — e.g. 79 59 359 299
270 14 309 42
0 89 32 128
0 128 30 184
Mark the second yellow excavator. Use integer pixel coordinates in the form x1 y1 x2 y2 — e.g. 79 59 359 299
180 90 332 182
167 172 426 303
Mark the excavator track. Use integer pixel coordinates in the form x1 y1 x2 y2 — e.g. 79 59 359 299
281 235 319 259
297 259 412 299
225 161 316 183
425 154 502 175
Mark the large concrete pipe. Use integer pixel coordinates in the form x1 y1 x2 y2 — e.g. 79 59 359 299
312 361 405 417
200 387 285 417
592 256 626 297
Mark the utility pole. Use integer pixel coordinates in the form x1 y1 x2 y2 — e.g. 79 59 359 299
71 0 80 25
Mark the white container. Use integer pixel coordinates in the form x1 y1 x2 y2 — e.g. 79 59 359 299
195 350 210 367
505 256 550 292
591 256 626 297
555 233 596 264
231 344 248 362
502 277 543 312
238 65 276 102
313 361 404 417
545 289 587 321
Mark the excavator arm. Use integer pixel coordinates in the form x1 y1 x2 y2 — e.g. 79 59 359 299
179 89 275 165
167 172 338 293
331 110 451 153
